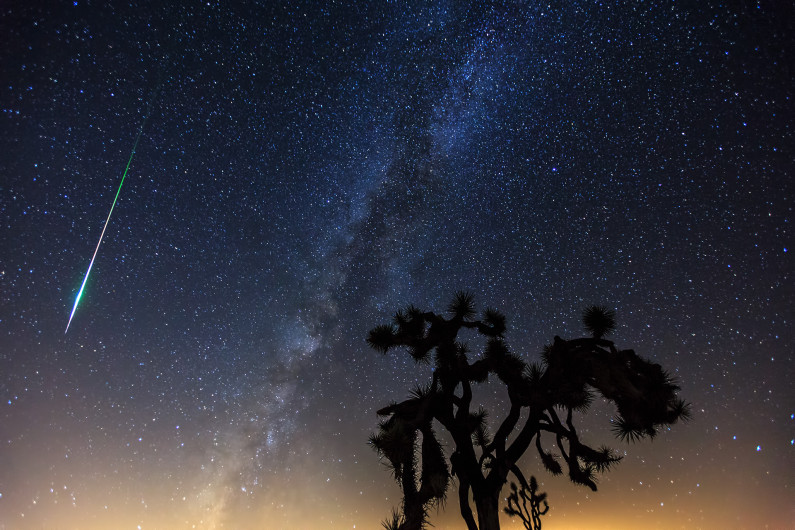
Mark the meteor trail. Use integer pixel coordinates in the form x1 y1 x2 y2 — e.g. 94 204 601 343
65 85 160 333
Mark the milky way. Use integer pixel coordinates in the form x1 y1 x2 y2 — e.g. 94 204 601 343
0 2 791 529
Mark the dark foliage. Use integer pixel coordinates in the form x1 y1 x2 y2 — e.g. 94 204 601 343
448 291 476 319
367 294 689 530
582 305 616 338
504 471 549 530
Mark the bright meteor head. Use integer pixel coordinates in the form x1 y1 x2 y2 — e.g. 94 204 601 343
65 261 93 333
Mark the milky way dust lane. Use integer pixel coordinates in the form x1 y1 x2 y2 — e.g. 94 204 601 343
65 96 156 334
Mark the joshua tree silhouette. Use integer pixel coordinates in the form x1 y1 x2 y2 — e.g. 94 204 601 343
504 470 548 530
368 292 690 530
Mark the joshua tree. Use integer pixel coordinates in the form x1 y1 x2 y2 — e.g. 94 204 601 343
504 470 548 530
368 292 690 530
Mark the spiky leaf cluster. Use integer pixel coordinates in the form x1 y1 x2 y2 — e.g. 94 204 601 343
603 352 691 442
448 291 476 320
369 417 416 481
582 305 616 338
540 343 554 366
539 449 562 476
381 508 403 530
563 445 623 491
394 305 425 335
468 408 492 447
481 308 506 336
481 337 525 386
367 324 396 353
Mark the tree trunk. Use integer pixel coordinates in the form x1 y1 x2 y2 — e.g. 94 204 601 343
458 480 478 530
475 493 501 530
400 457 425 530
401 499 426 530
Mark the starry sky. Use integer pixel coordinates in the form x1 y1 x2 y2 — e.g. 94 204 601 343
1 1 792 529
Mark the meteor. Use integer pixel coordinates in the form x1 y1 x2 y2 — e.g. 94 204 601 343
65 84 160 333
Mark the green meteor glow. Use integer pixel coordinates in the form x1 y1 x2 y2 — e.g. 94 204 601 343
65 121 146 334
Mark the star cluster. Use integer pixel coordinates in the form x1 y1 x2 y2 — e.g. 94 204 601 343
0 1 791 529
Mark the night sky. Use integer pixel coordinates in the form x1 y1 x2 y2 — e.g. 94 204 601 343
1 1 792 529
